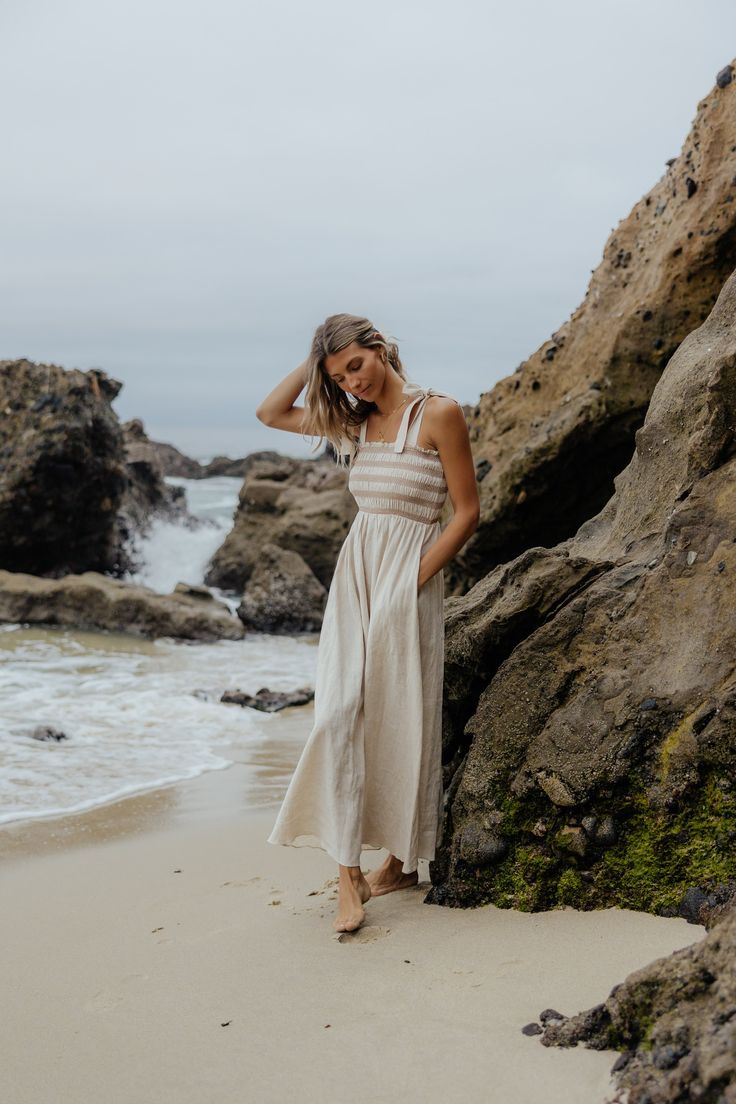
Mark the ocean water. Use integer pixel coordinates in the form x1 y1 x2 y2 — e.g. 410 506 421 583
0 476 318 826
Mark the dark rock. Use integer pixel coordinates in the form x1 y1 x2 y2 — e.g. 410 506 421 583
31 726 68 741
716 64 733 89
0 360 129 575
458 825 508 865
220 686 314 712
521 1022 542 1036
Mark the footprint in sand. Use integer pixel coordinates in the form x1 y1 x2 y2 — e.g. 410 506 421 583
334 925 392 944
220 877 263 888
84 973 149 1012
307 877 339 897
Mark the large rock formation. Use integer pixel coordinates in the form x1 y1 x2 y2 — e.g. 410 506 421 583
450 61 736 594
0 569 244 641
204 452 357 630
540 893 736 1102
0 360 129 576
427 262 736 918
0 361 193 578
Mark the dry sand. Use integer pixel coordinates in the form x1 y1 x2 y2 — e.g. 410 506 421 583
0 760 704 1104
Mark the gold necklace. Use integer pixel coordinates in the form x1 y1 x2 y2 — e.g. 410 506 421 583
373 395 410 442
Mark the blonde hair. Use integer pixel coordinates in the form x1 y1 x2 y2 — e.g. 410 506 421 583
298 313 408 468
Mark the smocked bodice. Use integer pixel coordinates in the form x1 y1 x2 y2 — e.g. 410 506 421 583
340 383 454 525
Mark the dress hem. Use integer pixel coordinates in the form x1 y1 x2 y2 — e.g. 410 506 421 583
266 831 437 875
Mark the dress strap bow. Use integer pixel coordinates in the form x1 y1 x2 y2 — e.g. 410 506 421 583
393 381 429 453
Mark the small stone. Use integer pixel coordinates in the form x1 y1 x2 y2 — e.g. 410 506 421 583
557 826 588 856
539 1008 564 1023
521 1022 542 1036
611 1050 634 1072
716 65 733 89
652 1044 682 1070
31 726 68 741
639 698 658 711
594 816 617 845
458 825 507 866
536 771 577 807
678 886 709 924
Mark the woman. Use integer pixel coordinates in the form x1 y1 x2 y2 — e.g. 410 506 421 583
257 313 479 933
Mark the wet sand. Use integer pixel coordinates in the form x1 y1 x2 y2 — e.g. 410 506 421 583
0 751 705 1104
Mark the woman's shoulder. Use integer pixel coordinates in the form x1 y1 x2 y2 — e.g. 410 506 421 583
424 387 461 406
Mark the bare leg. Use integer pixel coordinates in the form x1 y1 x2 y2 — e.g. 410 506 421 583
333 864 372 932
364 853 418 896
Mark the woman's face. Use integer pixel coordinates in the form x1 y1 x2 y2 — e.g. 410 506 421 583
323 338 386 400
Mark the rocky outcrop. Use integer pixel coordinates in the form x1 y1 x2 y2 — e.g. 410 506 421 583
0 361 198 579
124 425 204 479
0 569 244 641
204 453 356 629
118 419 196 559
133 423 288 481
0 359 129 576
540 893 736 1103
236 542 327 632
427 262 736 917
449 61 736 594
220 686 314 712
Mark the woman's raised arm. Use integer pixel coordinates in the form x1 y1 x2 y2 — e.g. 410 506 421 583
255 358 311 435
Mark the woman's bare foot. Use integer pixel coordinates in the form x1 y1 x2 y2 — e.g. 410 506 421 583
333 865 372 932
365 854 418 896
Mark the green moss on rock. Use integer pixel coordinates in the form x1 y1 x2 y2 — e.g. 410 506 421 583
438 766 735 914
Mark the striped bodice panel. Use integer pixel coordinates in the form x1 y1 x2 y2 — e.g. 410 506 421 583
343 383 455 525
348 442 448 524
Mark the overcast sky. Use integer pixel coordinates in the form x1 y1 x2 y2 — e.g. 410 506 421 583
2 1 734 459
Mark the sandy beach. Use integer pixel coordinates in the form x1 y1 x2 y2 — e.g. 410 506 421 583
0 757 704 1104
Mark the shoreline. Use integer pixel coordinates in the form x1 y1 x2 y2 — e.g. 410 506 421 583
0 760 705 1103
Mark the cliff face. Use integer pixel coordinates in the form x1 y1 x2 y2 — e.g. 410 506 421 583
451 61 736 594
428 263 736 917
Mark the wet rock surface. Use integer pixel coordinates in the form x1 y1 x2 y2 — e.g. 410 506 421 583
220 686 314 712
0 568 244 641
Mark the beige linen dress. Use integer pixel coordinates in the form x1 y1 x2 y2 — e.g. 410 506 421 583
266 380 458 874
